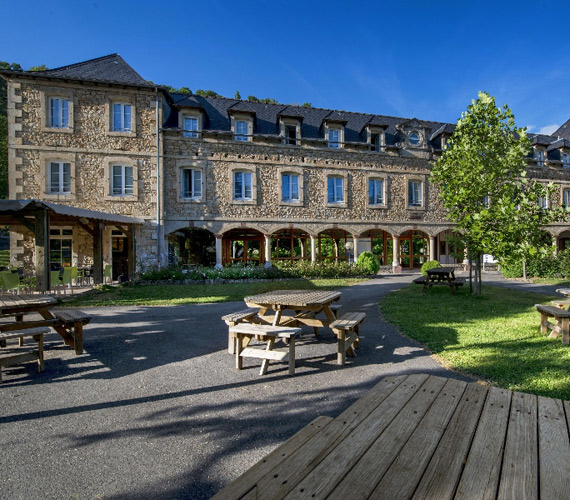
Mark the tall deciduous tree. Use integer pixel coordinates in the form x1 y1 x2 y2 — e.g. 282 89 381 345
431 91 563 294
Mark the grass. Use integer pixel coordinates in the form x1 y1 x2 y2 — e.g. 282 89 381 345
62 278 364 307
381 284 570 400
530 277 570 287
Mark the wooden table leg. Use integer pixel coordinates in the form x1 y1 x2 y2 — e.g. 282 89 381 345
260 337 275 375
236 333 244 370
288 336 295 376
272 308 283 327
337 330 346 366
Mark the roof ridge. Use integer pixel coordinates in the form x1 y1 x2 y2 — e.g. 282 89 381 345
43 53 120 73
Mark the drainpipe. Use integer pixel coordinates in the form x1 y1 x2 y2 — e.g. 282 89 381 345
155 87 162 267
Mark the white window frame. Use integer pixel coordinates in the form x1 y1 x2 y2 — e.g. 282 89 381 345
183 116 199 138
181 168 202 199
563 188 570 209
48 161 72 194
538 195 548 209
111 165 134 196
563 153 570 169
49 227 74 270
40 89 74 134
234 120 251 142
368 178 385 206
112 103 132 132
407 179 424 209
281 173 300 202
49 97 70 128
327 176 344 203
328 128 341 148
233 170 253 200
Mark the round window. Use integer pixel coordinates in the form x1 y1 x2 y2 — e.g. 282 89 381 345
409 132 421 146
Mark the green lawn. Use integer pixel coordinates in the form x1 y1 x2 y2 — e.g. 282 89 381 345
381 284 570 400
63 278 364 307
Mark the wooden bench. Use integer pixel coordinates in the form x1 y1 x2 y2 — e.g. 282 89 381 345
551 299 570 310
222 308 260 354
0 327 50 382
329 303 343 318
229 323 301 376
330 311 366 366
535 304 570 344
53 310 91 355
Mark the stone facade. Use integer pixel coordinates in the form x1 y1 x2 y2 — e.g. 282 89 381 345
3 54 570 274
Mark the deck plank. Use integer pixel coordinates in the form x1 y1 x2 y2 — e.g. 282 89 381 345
281 374 429 500
410 382 488 500
454 386 511 500
537 396 570 500
326 375 449 500
369 378 469 500
497 391 538 500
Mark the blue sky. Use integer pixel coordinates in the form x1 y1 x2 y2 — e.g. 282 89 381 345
3 0 570 134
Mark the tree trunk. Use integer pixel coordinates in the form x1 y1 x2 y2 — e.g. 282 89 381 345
468 255 473 294
473 253 482 295
523 260 527 280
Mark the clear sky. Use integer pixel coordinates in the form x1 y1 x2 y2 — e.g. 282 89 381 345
3 0 570 134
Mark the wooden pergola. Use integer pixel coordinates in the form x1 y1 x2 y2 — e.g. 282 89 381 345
0 199 144 292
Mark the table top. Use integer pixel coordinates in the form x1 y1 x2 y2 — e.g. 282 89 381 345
427 266 455 275
0 294 56 314
213 373 570 500
244 289 342 308
556 288 570 297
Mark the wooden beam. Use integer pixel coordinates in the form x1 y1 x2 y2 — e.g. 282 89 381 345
77 219 96 238
93 222 104 285
34 208 50 292
13 214 35 232
127 224 136 279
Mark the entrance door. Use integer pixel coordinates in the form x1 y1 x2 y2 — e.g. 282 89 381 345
111 232 128 280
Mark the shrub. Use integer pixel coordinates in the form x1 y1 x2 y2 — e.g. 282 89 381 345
356 251 379 275
421 260 441 276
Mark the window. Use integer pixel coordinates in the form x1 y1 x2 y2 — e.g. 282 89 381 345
112 103 132 132
408 180 422 207
563 189 570 209
327 176 344 203
328 129 341 148
112 165 134 196
482 195 490 208
285 125 297 145
49 98 69 128
183 116 199 138
281 173 299 201
48 162 71 194
181 169 202 199
233 171 253 199
408 132 421 146
49 228 72 270
564 153 570 169
370 133 382 152
368 179 384 205
535 149 545 167
235 120 250 141
538 195 548 209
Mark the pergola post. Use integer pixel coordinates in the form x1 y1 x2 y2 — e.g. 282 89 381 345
127 224 136 279
34 208 50 292
93 223 104 285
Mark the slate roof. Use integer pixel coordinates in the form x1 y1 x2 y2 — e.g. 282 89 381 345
530 134 555 146
547 138 570 152
0 54 152 88
554 119 570 140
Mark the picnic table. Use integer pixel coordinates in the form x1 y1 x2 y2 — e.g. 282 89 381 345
213 373 570 500
414 267 464 294
0 295 89 354
244 290 341 331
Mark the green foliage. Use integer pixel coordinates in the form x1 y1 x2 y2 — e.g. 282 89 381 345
501 248 570 279
356 251 380 275
420 260 441 276
0 115 7 198
165 86 191 94
195 89 223 98
0 249 9 267
302 102 312 108
234 91 241 100
0 62 22 71
275 260 365 278
29 65 49 72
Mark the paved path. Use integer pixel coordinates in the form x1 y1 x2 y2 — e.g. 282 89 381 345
0 275 471 500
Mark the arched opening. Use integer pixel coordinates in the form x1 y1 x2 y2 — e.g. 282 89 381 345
317 229 351 262
558 230 570 252
358 229 394 266
271 228 310 262
223 228 264 266
399 230 429 268
167 227 216 267
436 229 462 265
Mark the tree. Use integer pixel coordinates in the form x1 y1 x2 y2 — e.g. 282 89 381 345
431 91 564 294
247 95 259 102
195 89 222 97
29 65 49 72
234 91 241 100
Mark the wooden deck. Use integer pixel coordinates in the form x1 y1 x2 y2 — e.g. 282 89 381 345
212 374 570 500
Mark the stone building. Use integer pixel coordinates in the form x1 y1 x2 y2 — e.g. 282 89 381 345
2 53 570 280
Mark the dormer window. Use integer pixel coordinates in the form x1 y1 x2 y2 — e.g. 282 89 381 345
535 149 545 167
328 128 341 148
408 131 421 147
371 133 382 152
183 116 199 138
285 125 297 145
563 153 569 169
235 120 250 142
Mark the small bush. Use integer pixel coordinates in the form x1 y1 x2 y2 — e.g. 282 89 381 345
356 251 379 275
421 260 441 276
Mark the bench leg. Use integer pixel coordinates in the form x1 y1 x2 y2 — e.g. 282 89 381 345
354 325 360 349
288 337 295 376
562 318 569 345
541 313 549 334
260 337 275 375
36 334 44 373
236 334 244 370
336 330 346 366
73 321 84 355
228 330 236 354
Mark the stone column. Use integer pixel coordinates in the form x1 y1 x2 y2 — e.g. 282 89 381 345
264 234 272 268
353 235 359 262
553 235 559 256
215 235 223 269
429 235 436 261
310 235 317 262
392 235 402 274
